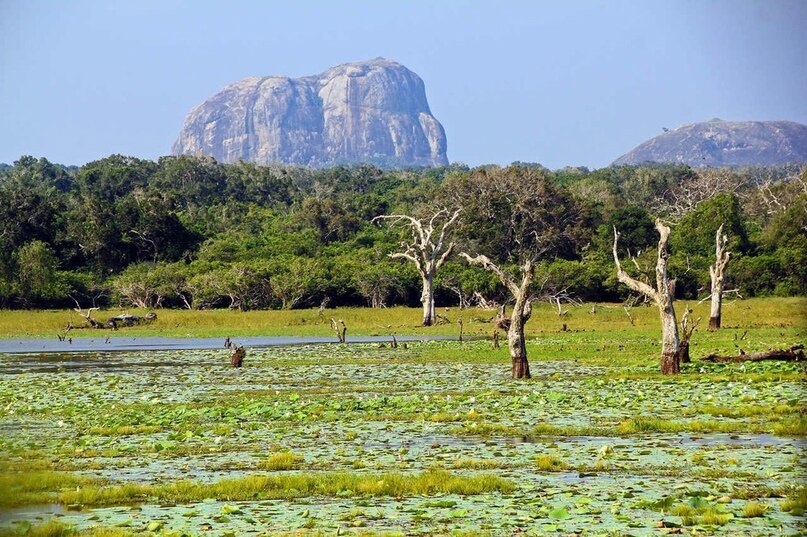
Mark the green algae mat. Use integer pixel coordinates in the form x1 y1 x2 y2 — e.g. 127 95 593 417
0 327 804 535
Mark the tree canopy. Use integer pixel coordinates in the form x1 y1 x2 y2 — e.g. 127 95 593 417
0 154 803 309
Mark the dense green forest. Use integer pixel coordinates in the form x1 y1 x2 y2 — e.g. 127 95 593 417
0 155 804 310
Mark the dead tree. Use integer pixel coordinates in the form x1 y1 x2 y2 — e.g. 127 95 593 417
330 318 346 343
230 346 246 367
708 224 731 329
613 220 681 374
72 297 104 329
652 168 742 221
452 165 588 379
678 306 700 364
373 208 461 326
701 345 804 363
462 254 534 378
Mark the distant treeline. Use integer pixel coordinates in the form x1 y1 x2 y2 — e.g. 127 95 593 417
0 155 804 309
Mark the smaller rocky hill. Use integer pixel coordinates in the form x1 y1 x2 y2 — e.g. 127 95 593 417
613 119 807 167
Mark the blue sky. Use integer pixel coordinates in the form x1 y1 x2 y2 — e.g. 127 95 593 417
1 0 805 169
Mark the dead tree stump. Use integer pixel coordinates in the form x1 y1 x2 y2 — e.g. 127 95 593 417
331 318 346 343
678 307 700 365
230 346 246 368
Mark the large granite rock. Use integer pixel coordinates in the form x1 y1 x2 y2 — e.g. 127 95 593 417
613 119 807 167
172 58 448 168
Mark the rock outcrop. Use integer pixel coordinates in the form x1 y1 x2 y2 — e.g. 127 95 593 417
172 58 448 168
613 119 807 167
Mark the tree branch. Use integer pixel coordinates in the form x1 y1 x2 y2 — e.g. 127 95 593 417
613 226 658 301
460 252 520 296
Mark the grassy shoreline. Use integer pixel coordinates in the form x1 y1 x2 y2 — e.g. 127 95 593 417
1 297 804 339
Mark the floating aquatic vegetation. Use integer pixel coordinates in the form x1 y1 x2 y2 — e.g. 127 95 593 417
1 330 804 534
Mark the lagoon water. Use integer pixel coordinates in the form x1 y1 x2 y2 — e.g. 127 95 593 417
0 335 445 355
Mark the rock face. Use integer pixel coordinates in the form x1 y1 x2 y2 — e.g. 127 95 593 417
172 58 448 168
613 120 807 167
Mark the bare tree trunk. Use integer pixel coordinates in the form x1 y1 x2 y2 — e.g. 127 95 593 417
613 220 681 375
659 301 680 374
709 224 731 329
462 253 534 379
421 275 435 326
508 299 532 378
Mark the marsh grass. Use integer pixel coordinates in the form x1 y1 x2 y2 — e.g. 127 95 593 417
684 404 805 419
771 416 807 436
449 458 509 470
613 416 794 435
457 414 803 439
671 498 732 526
741 501 768 517
780 486 807 516
258 452 304 470
0 470 102 508
534 454 568 471
0 520 73 537
0 521 149 537
51 470 513 507
88 425 162 436
3 297 803 339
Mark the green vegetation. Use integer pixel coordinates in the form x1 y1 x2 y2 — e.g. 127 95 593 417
49 470 513 507
0 520 133 537
534 454 568 471
1 295 803 339
1 296 804 534
258 452 304 471
742 501 768 518
1 156 805 312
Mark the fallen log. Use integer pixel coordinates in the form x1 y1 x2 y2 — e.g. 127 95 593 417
700 345 804 363
105 312 157 328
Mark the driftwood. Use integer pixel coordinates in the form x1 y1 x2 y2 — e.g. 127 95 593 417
106 312 157 328
434 313 451 325
230 346 246 368
71 298 157 330
72 297 104 328
700 345 804 363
